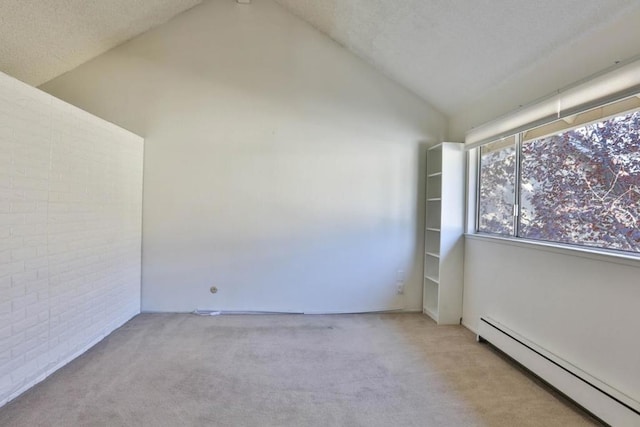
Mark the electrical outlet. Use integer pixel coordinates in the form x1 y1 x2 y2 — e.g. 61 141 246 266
396 282 404 295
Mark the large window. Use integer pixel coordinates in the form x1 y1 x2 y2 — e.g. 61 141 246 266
477 106 640 254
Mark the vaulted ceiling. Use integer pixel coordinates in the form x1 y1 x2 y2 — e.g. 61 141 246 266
273 0 640 116
1 0 640 117
0 0 202 86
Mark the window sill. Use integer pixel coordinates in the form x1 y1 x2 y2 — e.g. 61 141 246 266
464 233 640 269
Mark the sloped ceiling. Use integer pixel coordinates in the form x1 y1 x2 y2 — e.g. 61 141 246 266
0 0 202 86
274 0 640 115
1 0 640 118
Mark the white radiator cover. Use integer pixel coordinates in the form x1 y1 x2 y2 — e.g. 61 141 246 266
478 317 640 427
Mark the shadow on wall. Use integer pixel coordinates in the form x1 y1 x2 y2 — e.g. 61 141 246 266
40 0 446 313
144 223 412 312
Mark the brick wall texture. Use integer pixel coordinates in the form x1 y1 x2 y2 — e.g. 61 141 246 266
0 71 143 406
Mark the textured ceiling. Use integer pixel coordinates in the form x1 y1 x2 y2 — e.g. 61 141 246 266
0 0 202 86
274 0 640 115
1 0 639 117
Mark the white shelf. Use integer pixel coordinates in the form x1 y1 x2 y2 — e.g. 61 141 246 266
423 142 465 325
423 306 439 322
426 173 442 200
425 275 439 284
423 277 439 322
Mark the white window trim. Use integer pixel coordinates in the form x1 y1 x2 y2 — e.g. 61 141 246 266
466 144 640 269
465 233 640 269
464 56 640 149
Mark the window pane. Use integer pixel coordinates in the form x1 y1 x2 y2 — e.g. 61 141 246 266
478 137 516 235
520 110 640 252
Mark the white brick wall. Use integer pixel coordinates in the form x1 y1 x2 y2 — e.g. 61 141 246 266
0 71 143 407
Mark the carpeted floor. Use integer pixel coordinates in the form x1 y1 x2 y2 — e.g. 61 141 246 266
0 313 600 426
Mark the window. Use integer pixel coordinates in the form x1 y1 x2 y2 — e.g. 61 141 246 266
477 136 516 236
477 104 640 254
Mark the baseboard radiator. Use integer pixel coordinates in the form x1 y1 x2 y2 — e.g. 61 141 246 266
478 317 640 427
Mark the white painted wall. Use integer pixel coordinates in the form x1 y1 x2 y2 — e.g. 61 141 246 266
0 71 143 406
41 0 446 313
449 9 640 403
463 237 640 403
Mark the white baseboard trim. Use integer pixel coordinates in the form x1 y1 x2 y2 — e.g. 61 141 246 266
478 317 640 427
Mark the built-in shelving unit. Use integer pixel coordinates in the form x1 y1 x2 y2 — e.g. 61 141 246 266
423 142 465 325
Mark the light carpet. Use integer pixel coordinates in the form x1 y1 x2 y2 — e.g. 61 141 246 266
0 313 601 426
